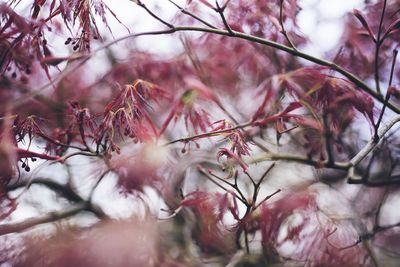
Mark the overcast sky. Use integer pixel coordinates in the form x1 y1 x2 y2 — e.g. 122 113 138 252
101 0 365 55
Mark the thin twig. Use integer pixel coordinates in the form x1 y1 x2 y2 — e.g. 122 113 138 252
244 172 256 186
253 189 281 210
244 228 250 253
164 121 253 145
7 177 107 218
59 151 102 162
247 152 350 170
279 0 296 49
250 165 275 210
374 49 398 141
256 163 276 186
374 0 387 96
323 113 334 164
88 169 112 202
0 202 88 236
348 175 400 186
7 178 83 203
167 0 217 29
214 1 233 35
136 0 174 29
38 132 88 152
197 165 248 204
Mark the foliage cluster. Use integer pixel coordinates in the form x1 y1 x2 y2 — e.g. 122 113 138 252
1 0 400 266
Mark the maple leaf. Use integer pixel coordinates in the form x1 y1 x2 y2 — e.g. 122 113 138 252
159 87 213 136
111 143 170 194
97 80 168 154
181 191 238 254
217 147 249 174
211 120 252 157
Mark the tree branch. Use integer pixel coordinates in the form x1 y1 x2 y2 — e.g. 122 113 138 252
279 0 296 49
214 0 234 35
163 121 253 145
374 49 398 141
7 178 83 203
135 0 174 29
20 27 400 114
247 152 350 170
0 202 88 236
348 115 400 185
197 165 248 205
7 177 108 218
167 0 217 29
350 115 400 167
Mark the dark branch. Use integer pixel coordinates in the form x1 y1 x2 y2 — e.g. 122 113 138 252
0 202 88 236
373 0 387 95
167 0 217 29
7 178 107 218
7 178 83 203
136 0 174 29
19 27 400 115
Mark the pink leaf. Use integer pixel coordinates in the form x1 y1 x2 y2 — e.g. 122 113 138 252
352 9 376 42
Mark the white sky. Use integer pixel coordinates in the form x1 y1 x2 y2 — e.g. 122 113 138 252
100 0 365 55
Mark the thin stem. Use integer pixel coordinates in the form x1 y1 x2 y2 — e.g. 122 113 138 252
245 172 256 186
374 49 397 141
279 0 296 49
164 121 252 145
212 92 274 154
323 113 334 164
253 189 281 211
88 169 112 202
136 0 174 29
247 152 350 170
214 100 240 124
197 165 248 205
250 165 275 210
60 151 102 162
7 178 83 203
348 174 400 186
388 49 398 87
244 228 250 253
208 170 234 187
214 1 234 35
207 169 247 202
374 0 387 96
0 202 88 236
256 163 276 186
251 138 271 153
167 0 217 29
